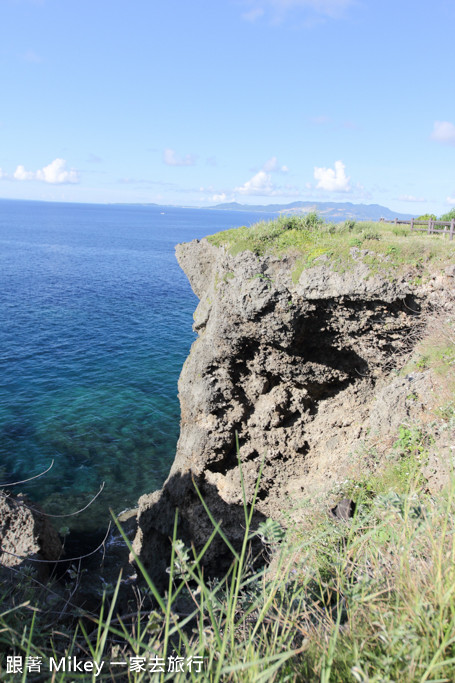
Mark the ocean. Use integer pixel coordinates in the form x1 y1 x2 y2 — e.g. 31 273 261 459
0 200 275 532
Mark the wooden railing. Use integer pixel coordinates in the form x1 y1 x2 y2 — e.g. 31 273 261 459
380 217 455 240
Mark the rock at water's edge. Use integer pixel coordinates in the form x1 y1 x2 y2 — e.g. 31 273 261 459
0 492 62 569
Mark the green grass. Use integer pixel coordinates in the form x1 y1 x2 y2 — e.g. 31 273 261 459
206 214 455 284
401 318 455 398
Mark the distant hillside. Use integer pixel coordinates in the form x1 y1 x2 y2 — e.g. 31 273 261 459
209 201 415 223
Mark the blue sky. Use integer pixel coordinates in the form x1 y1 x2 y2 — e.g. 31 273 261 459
1 0 454 214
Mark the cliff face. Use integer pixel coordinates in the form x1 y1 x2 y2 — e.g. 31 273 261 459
132 239 437 585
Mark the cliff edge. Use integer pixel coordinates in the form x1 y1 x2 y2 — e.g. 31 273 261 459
132 236 454 586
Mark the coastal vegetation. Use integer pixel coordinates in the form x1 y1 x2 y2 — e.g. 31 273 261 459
1 214 455 681
422 208 455 223
207 215 455 283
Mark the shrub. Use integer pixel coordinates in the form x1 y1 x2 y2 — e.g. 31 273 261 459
275 212 324 233
417 213 437 221
439 208 455 222
361 230 381 241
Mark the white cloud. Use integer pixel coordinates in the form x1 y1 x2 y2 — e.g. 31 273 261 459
263 157 279 172
242 0 355 21
446 196 455 205
242 7 265 20
263 156 288 173
36 158 79 183
0 168 9 180
314 160 350 192
14 165 36 181
22 49 43 63
234 158 282 196
235 170 275 196
213 193 228 203
163 148 196 166
13 158 79 184
430 121 455 145
87 153 103 164
232 156 292 197
397 194 425 203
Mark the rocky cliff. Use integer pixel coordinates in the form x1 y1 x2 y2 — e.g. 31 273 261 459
132 238 452 586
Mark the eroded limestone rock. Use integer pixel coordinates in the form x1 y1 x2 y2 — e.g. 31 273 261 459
0 492 62 568
132 239 427 586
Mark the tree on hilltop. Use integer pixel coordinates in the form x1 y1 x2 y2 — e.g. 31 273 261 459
440 208 455 222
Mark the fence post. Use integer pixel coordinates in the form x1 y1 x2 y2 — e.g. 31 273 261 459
394 217 397 226
451 219 454 241
428 220 432 234
410 217 414 232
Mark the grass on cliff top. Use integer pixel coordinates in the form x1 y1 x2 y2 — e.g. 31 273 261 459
206 213 455 283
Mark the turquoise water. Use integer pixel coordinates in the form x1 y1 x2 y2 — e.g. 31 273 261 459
0 200 275 531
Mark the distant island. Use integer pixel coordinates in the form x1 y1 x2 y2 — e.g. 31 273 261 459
0 196 416 224
208 200 416 223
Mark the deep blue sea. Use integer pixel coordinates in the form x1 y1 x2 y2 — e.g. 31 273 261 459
0 200 275 532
